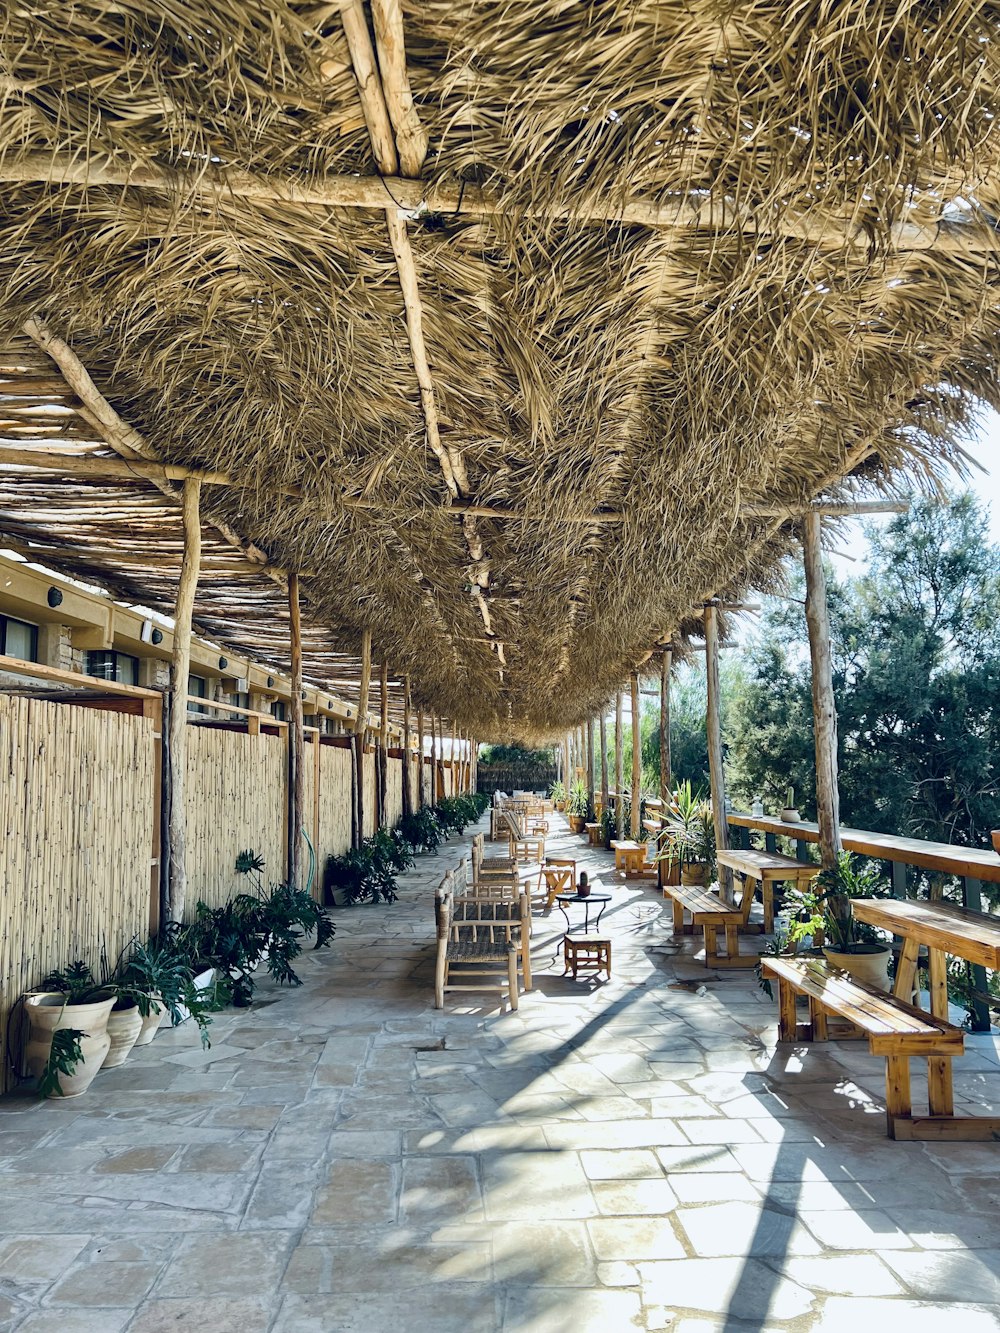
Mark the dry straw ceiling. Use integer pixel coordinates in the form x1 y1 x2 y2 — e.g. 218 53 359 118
0 1 998 737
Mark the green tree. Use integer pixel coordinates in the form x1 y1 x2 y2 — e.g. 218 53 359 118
728 494 1000 853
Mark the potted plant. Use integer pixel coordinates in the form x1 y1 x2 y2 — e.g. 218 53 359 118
781 787 801 822
24 961 115 1097
117 934 215 1047
815 851 891 989
658 781 715 886
566 779 590 835
549 779 567 812
991 829 1000 856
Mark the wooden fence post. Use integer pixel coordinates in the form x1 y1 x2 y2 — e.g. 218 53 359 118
402 675 413 818
586 717 595 813
614 693 624 839
599 711 609 815
166 477 201 922
659 647 672 802
377 660 389 828
353 628 371 848
630 671 642 839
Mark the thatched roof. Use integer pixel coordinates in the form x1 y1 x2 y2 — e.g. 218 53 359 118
0 1 998 738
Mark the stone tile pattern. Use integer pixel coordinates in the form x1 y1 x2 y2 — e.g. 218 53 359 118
1 817 998 1331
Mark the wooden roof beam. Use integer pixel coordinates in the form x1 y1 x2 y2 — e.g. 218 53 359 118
3 153 995 255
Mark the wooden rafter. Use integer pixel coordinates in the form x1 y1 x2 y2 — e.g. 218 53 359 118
3 153 995 256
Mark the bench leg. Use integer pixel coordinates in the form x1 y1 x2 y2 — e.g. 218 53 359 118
928 949 949 1020
508 949 519 1010
724 921 739 961
808 997 828 1041
893 937 921 1006
777 977 798 1042
703 923 718 965
885 1055 912 1135
762 880 774 935
927 1056 954 1117
520 939 532 991
671 898 684 935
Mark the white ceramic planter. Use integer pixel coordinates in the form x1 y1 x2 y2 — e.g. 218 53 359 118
781 808 801 822
102 1003 143 1067
823 944 891 991
134 999 165 1046
24 992 114 1097
174 967 216 1022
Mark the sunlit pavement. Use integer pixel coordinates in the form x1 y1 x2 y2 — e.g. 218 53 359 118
1 815 998 1332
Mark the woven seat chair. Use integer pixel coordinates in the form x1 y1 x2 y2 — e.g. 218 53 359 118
434 872 531 1009
459 854 533 938
472 831 517 879
503 809 545 865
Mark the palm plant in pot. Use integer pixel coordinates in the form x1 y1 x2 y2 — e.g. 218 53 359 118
566 779 590 835
815 852 891 989
549 779 567 812
658 781 715 886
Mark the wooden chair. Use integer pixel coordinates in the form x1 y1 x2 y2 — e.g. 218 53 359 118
434 873 531 1009
563 935 612 981
538 858 577 910
472 831 517 879
503 810 545 864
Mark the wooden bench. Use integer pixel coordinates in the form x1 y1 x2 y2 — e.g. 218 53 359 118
584 821 602 846
662 880 756 967
716 848 817 934
610 839 653 878
762 955 965 1138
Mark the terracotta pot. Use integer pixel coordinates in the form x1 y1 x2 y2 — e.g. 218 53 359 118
25 993 114 1097
681 863 707 887
134 999 166 1047
823 944 891 991
102 1003 143 1068
991 830 1000 857
567 815 586 835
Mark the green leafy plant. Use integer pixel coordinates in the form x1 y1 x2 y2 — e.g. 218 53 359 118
657 782 716 881
399 807 443 852
814 852 889 953
39 960 109 1004
117 933 214 1046
37 1027 86 1098
566 779 591 818
549 779 567 803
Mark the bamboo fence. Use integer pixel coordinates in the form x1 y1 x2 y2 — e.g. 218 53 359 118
0 696 154 1093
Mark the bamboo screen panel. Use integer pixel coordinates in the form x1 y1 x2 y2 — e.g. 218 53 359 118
385 757 403 828
184 726 286 912
318 744 352 862
0 695 154 1093
362 751 376 839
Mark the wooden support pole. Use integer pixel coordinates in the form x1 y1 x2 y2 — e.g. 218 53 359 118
614 693 624 839
417 708 426 807
803 512 843 868
599 711 609 815
430 713 438 804
166 477 202 922
288 573 305 887
377 660 389 828
704 604 733 896
630 672 642 839
402 675 413 818
353 628 371 849
659 648 672 802
586 717 595 814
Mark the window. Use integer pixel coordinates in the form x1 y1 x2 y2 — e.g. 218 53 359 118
0 615 38 662
270 700 286 721
188 674 208 715
230 691 250 711
86 650 138 685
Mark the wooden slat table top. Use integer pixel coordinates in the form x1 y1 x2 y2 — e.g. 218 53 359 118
716 848 816 880
852 897 1000 971
728 812 1000 884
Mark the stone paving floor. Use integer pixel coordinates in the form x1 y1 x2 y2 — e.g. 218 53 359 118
1 816 999 1332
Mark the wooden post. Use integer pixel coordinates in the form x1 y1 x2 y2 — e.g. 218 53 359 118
166 477 201 922
377 660 389 828
659 648 672 802
586 717 595 813
704 604 732 896
287 572 305 887
614 693 624 839
430 712 438 804
630 671 642 839
143 694 164 935
417 707 426 806
402 675 413 818
802 511 843 869
599 711 609 815
353 628 371 848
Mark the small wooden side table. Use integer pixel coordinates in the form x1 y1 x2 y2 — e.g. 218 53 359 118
563 934 612 980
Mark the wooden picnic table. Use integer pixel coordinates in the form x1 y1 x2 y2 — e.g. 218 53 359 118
851 896 1000 1141
729 811 1000 1030
716 848 817 934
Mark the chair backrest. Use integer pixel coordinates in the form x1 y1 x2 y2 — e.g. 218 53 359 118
471 832 484 874
435 875 454 939
503 809 525 840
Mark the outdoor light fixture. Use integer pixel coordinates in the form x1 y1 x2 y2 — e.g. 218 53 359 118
46 586 63 608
